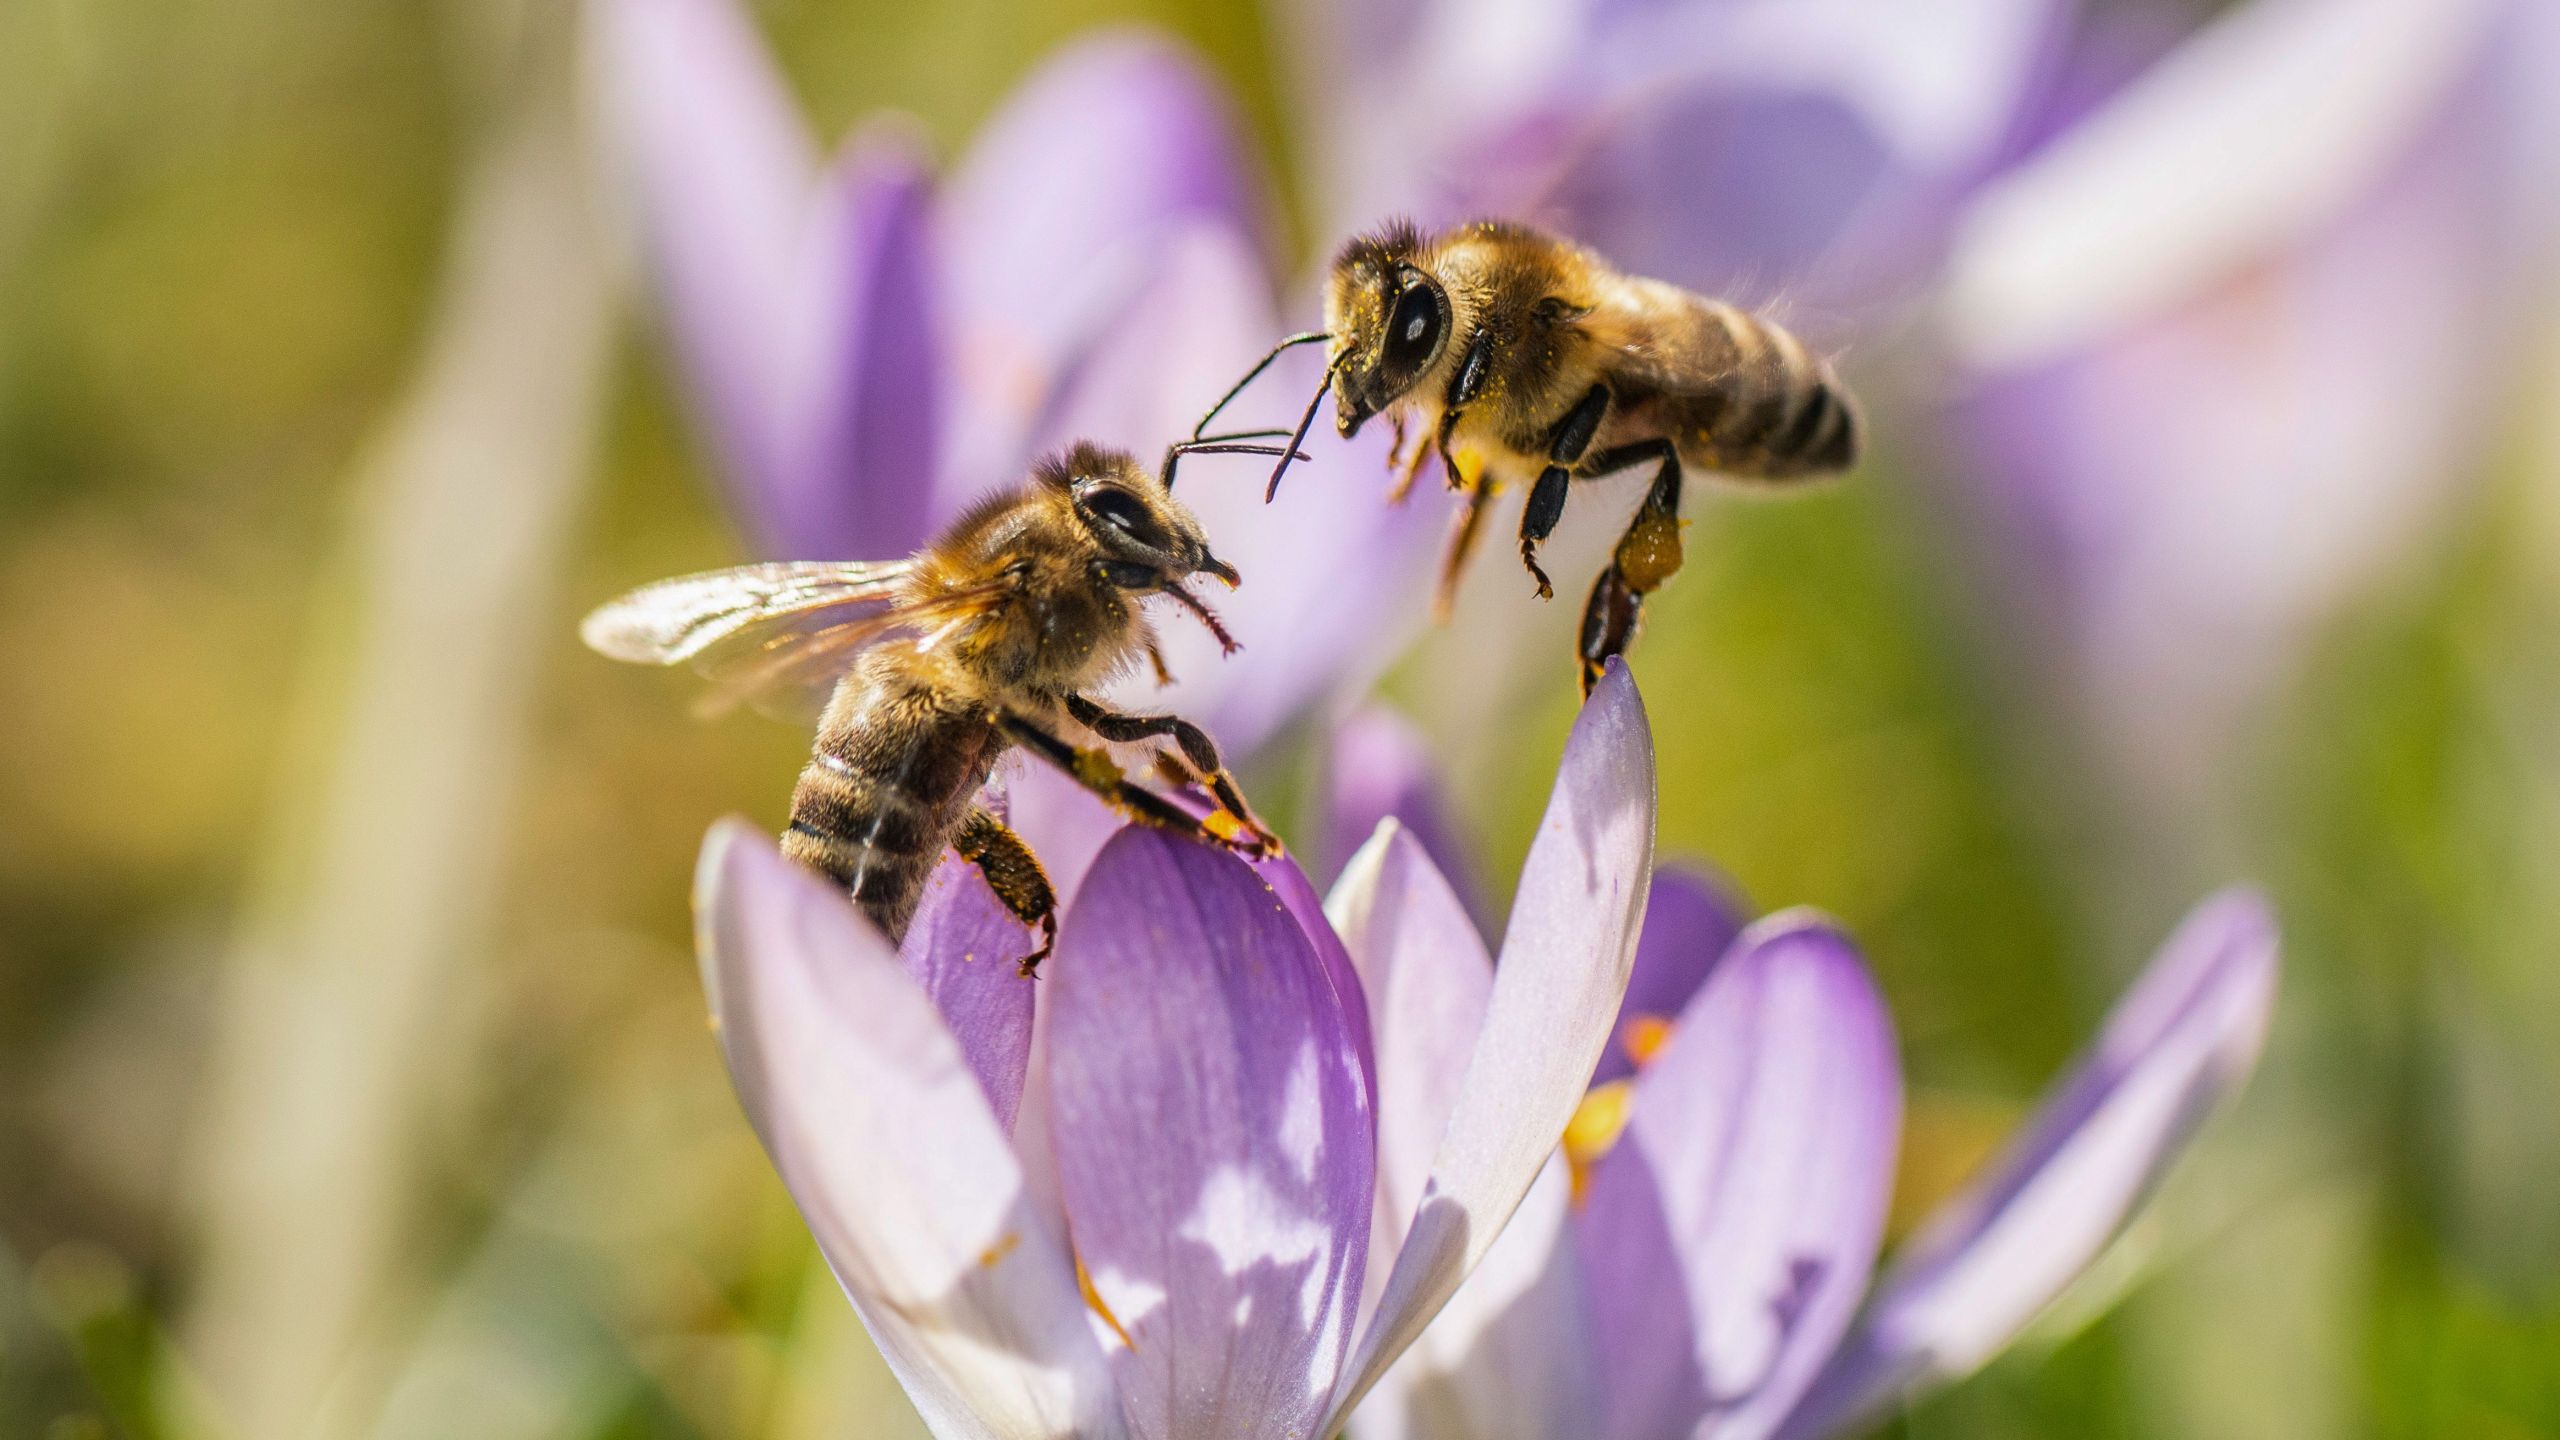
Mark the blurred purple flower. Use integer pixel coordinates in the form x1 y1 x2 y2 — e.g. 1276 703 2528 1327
694 666 1657 1438
1345 870 2278 1440
1939 0 2560 809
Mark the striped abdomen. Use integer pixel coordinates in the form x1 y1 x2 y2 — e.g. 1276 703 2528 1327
782 675 1003 943
1657 300 1859 482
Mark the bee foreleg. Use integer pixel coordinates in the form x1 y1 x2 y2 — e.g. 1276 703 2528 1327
1577 440 1683 694
1434 475 1494 622
952 808 1059 977
1518 384 1611 601
997 711 1276 860
1064 695 1275 851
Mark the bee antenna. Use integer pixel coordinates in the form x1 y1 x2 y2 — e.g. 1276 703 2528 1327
1189 331 1330 442
1159 440 1315 491
1264 357 1338 504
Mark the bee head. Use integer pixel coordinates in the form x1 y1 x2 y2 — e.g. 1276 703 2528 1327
1041 443 1240 593
1325 220 1447 438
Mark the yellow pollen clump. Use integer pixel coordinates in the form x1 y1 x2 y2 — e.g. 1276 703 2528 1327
1203 812 1247 843
1564 1079 1636 1206
977 1232 1021 1268
1623 1015 1674 1068
1076 1257 1137 1352
1073 749 1123 790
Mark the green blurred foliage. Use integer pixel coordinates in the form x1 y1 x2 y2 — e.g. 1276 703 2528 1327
2 0 2556 1436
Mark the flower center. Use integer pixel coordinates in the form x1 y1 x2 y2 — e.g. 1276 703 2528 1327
1563 1079 1635 1205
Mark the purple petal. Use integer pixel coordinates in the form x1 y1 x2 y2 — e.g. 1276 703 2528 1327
1044 830 1375 1440
1591 863 1751 1087
595 0 817 541
1577 914 1902 1440
936 32 1260 504
694 820 1129 1438
1324 822 1493 1285
776 130 943 559
1324 661 1656 1430
1326 706 1475 907
896 856 1038 1133
1775 890 2278 1439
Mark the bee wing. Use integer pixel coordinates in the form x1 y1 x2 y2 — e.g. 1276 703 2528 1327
579 560 916 665
583 560 1020 725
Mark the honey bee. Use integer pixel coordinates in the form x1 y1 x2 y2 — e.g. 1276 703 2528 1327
582 438 1294 975
1203 219 1860 692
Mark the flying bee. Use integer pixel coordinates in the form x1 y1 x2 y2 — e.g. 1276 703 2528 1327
1200 219 1860 692
582 436 1298 975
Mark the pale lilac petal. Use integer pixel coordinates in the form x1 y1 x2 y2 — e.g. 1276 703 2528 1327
776 130 943 558
1036 223 1442 756
896 856 1037 1134
1578 914 1901 1440
1324 822 1493 1287
1323 661 1656 1431
694 821 1128 1439
1776 890 2279 1439
1326 707 1474 904
1256 844 1382 1126
595 0 817 540
937 33 1260 505
1045 830 1374 1440
1591 864 1750 1087
1945 0 2543 809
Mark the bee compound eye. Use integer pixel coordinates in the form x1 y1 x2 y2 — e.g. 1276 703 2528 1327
1384 283 1442 368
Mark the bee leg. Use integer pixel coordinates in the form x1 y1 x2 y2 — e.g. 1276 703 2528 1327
1143 636 1175 688
953 808 1059 977
1064 695 1276 852
1434 466 1495 622
997 711 1277 860
1577 440 1683 695
1520 384 1612 601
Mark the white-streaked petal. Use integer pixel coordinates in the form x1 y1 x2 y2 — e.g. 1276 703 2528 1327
1322 661 1656 1431
1775 890 2280 1438
696 820 1128 1440
1348 1155 1595 1440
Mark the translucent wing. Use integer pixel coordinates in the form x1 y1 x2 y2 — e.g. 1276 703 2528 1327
581 559 1010 724
580 560 915 665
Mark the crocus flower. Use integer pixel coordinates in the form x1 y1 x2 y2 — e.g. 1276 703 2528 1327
1349 870 2278 1440
1940 0 2560 811
693 665 1657 1439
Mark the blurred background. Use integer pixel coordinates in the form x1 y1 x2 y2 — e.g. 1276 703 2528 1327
3 0 2557 1436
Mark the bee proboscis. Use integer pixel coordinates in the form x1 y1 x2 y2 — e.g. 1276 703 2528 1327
1200 219 1861 692
583 439 1293 974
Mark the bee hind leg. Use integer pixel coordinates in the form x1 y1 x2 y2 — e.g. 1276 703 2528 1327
997 709 1277 861
1064 695 1277 853
953 808 1059 977
1577 440 1683 695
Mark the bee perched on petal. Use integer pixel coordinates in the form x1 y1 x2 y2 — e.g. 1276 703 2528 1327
1204 219 1860 693
583 437 1296 975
